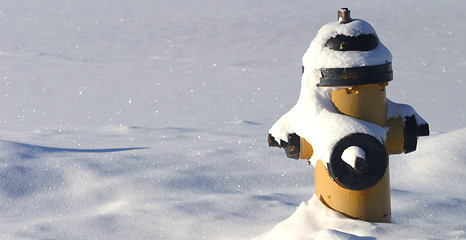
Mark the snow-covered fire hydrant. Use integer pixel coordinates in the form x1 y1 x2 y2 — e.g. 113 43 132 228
268 8 429 223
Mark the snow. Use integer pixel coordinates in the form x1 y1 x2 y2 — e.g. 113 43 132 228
252 195 378 240
341 146 365 169
301 19 392 69
387 99 428 126
0 1 465 239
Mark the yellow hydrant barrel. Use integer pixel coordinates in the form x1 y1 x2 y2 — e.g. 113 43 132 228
316 83 391 222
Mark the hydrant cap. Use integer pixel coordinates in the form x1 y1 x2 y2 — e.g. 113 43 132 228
302 10 393 87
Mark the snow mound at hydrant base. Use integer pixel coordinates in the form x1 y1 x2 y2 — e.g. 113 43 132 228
251 194 376 240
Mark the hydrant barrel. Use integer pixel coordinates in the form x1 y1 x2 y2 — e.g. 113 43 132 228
331 83 387 126
315 160 391 222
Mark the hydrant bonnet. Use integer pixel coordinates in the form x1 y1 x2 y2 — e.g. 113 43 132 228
315 10 393 87
301 15 393 87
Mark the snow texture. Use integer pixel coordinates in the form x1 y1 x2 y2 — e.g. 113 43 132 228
341 146 366 169
0 1 465 240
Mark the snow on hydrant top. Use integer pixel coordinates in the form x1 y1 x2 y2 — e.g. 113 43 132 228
302 19 392 70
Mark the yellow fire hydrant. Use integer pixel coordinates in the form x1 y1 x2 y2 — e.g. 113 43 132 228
268 8 429 223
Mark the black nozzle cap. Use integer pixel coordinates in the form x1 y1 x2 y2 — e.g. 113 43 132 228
418 123 430 137
268 133 280 147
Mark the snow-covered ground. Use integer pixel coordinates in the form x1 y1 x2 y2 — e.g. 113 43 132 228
0 0 465 239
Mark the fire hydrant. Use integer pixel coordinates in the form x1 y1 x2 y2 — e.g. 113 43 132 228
268 8 429 223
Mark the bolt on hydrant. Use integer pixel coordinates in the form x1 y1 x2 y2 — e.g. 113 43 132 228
268 8 429 223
